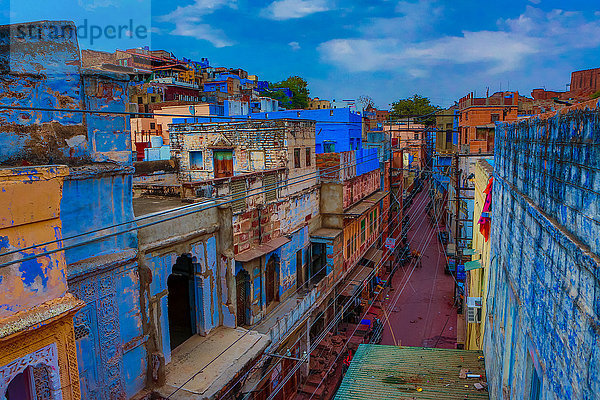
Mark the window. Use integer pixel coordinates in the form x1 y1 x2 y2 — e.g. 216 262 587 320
137 96 143 104
323 141 335 153
476 128 488 140
491 113 500 122
264 173 277 202
189 151 203 169
150 122 156 130
294 148 301 168
306 148 311 166
346 240 351 258
150 96 156 103
414 134 419 140
350 139 355 150
360 219 366 244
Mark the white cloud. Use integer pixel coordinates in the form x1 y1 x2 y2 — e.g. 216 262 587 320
261 0 330 20
319 6 600 76
288 41 301 50
160 0 236 47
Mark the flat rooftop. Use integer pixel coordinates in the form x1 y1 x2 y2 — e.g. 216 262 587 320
156 326 270 400
133 196 188 217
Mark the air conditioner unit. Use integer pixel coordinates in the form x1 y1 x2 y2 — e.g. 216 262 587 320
466 296 482 323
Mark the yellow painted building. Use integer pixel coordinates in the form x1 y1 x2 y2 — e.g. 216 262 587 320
308 97 331 110
0 166 84 399
465 159 494 350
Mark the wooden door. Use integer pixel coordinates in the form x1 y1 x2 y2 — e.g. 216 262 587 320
213 150 233 178
266 260 275 306
236 271 248 326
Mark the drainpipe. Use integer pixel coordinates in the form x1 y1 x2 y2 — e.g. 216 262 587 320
257 204 263 244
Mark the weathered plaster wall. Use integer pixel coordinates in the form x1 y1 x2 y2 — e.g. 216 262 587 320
343 169 381 209
174 119 316 187
136 204 234 384
0 166 69 317
279 226 310 300
0 22 130 167
484 106 600 400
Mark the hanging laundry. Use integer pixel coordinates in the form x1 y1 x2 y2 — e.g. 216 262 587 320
478 177 493 241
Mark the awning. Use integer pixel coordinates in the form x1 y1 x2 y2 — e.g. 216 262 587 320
311 228 343 239
341 266 374 297
345 191 389 216
234 236 291 262
363 248 383 265
465 260 483 271
463 248 480 256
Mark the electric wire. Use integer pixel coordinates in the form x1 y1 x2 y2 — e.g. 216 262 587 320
305 182 448 400
0 151 388 268
236 180 439 399
0 149 380 258
171 191 405 399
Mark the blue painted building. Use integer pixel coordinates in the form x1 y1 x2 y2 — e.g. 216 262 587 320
0 21 146 399
484 102 600 399
175 108 363 154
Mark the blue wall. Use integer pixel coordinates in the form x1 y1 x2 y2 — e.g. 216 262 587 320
484 104 600 399
0 21 145 399
176 108 363 154
252 108 363 153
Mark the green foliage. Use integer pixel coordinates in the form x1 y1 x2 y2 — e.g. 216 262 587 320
391 94 441 125
591 90 600 99
263 76 310 109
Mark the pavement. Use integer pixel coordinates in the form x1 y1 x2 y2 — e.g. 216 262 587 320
380 185 458 348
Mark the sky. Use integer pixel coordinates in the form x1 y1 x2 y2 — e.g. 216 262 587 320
3 0 600 108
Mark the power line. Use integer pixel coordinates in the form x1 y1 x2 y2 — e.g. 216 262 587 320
0 150 389 268
235 179 438 399
0 150 376 258
169 190 404 399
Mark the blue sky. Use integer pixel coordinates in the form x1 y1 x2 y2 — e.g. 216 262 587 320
3 0 600 108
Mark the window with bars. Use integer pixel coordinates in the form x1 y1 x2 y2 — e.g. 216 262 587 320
264 173 278 203
230 179 247 213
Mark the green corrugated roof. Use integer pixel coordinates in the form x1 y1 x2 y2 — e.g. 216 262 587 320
335 345 489 400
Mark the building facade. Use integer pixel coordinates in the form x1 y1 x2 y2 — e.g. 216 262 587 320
484 100 600 399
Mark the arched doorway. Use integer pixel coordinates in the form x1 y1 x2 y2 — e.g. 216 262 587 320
265 255 280 307
168 254 195 350
236 269 250 326
5 368 32 400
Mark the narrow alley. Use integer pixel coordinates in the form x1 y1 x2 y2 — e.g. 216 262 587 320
380 183 457 348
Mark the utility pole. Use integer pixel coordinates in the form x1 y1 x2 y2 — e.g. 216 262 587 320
453 152 461 307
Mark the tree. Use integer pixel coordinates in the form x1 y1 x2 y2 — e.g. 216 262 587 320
591 90 600 99
263 76 310 109
391 94 441 125
357 95 375 111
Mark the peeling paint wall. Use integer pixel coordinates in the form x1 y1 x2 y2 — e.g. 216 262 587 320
484 106 600 400
0 21 144 400
0 21 131 167
136 203 234 385
0 166 69 317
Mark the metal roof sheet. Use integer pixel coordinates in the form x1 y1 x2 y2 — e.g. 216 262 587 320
234 236 291 262
345 191 389 216
335 345 489 400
